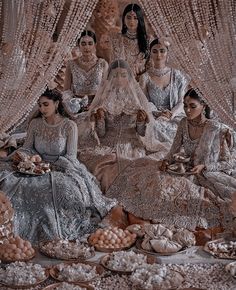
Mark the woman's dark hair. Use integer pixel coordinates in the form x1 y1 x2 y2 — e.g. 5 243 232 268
150 38 169 52
107 59 132 79
121 4 148 58
77 30 96 46
33 89 70 119
184 88 211 119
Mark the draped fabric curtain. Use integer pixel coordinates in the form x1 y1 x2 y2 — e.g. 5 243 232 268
0 0 98 134
139 0 236 129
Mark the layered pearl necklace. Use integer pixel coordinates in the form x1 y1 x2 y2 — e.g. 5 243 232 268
125 30 137 40
150 67 171 77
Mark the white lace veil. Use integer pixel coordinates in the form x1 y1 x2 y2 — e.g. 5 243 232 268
88 59 154 120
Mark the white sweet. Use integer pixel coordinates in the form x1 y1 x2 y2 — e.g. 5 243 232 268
0 261 46 285
56 262 98 282
40 239 94 259
105 250 147 271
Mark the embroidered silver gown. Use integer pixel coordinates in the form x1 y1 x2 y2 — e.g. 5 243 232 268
78 112 146 192
139 69 189 156
64 58 108 114
109 33 146 76
0 118 116 244
106 118 235 230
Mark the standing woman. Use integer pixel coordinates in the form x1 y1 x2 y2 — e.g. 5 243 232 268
109 3 149 78
63 30 108 115
140 38 190 155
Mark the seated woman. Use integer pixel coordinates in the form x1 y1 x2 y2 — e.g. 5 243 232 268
0 90 116 244
63 30 108 115
106 88 236 231
139 38 189 155
78 59 151 192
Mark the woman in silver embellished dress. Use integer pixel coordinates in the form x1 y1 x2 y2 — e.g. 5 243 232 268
78 60 151 192
109 4 149 78
63 30 108 115
106 89 236 231
0 90 116 244
139 38 190 156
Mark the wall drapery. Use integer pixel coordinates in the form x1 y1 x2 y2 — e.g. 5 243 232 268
0 0 236 133
0 0 98 134
139 0 236 129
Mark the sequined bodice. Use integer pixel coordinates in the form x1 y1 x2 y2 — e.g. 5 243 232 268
111 34 145 75
23 118 77 162
69 58 106 96
146 77 171 111
182 122 200 158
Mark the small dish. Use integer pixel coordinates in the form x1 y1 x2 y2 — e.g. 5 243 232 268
100 253 156 274
39 240 95 261
203 238 236 260
49 261 103 284
88 236 136 253
0 248 36 264
0 268 49 289
135 239 185 256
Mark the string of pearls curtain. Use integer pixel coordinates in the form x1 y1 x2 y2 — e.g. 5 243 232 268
0 0 98 134
139 0 236 129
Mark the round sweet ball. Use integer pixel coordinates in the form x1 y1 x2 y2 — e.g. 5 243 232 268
89 227 137 249
0 236 35 261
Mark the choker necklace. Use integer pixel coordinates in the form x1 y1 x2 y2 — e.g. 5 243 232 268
79 54 97 67
126 30 137 40
188 118 207 127
150 67 171 77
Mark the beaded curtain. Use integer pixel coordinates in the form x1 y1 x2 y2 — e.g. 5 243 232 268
0 0 98 134
139 0 236 129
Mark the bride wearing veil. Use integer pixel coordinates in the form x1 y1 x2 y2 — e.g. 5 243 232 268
78 59 154 191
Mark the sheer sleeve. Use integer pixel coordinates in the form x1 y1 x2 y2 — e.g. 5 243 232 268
164 118 184 162
205 129 234 172
139 73 149 99
170 71 190 118
20 119 38 155
136 121 146 137
64 120 78 160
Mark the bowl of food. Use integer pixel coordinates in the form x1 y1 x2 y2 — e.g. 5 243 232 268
49 261 103 284
0 261 49 289
88 227 137 252
39 239 95 261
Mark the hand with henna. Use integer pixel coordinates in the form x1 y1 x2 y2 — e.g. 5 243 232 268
137 109 149 123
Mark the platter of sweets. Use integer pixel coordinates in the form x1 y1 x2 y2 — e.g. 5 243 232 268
0 236 35 263
39 239 95 261
49 261 103 284
100 250 155 274
42 282 94 290
225 261 236 279
88 226 137 252
0 261 49 289
136 224 196 256
130 263 184 290
203 238 236 259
